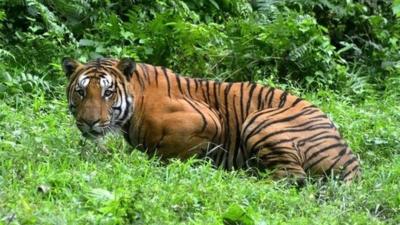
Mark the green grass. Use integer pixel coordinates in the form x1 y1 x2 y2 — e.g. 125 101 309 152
0 86 399 225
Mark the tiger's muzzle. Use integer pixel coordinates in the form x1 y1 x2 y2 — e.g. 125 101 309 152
76 119 111 138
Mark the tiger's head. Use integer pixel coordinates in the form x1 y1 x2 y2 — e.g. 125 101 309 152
62 58 136 138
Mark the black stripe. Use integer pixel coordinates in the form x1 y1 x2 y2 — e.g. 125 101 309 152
262 159 297 167
257 87 265 110
239 83 245 123
262 88 275 108
204 81 209 102
141 64 151 84
245 84 257 117
112 85 123 113
144 64 151 84
263 88 274 108
263 137 298 148
308 134 341 143
118 93 132 124
304 155 329 171
267 88 275 108
134 96 145 145
243 107 318 147
154 66 159 87
209 112 220 142
342 165 359 180
297 131 330 146
201 83 208 104
307 143 346 162
288 121 332 130
162 67 171 97
223 83 233 152
183 98 208 133
241 107 290 139
185 77 193 98
217 82 222 110
120 87 131 121
303 140 326 156
326 147 348 172
260 87 268 109
70 67 86 81
261 149 300 163
134 71 145 89
250 124 335 154
309 114 328 120
341 156 357 170
112 106 122 111
200 80 208 104
292 98 303 107
278 92 288 108
194 79 199 92
175 74 183 94
297 132 335 147
138 64 147 83
111 79 116 91
303 105 317 110
214 82 221 110
232 96 241 169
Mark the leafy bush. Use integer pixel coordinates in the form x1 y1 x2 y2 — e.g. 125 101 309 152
255 0 400 88
0 0 399 95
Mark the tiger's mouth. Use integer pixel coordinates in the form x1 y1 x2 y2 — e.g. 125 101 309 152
77 122 111 139
81 129 105 139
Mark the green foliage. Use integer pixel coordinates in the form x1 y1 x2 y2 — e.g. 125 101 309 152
259 0 400 89
0 71 50 97
394 0 400 17
223 204 258 225
1 0 399 92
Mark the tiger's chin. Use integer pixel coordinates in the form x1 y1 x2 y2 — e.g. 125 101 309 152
81 130 105 139
79 125 121 140
78 126 108 139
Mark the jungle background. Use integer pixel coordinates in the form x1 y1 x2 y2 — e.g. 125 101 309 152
0 0 399 224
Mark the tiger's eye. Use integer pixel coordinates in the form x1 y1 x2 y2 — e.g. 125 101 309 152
77 89 84 97
104 90 113 97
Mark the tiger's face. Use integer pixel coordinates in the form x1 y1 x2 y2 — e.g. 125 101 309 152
62 58 136 138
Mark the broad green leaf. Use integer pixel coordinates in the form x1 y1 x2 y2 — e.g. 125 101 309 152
222 204 255 225
393 0 400 17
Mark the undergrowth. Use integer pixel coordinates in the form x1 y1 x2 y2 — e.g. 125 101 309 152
0 82 399 224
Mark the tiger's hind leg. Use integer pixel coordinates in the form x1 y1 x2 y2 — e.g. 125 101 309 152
255 146 306 184
241 105 360 183
241 107 308 183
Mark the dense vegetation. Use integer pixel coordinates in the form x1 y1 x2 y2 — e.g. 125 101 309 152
0 0 399 224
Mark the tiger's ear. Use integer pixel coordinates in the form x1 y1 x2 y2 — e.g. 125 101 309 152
62 57 82 78
117 58 136 80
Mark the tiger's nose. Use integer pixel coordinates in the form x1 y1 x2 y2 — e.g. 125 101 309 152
81 119 101 128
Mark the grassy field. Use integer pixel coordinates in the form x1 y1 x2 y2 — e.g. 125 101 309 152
0 83 399 225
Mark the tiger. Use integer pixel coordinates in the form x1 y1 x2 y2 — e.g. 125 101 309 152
62 57 360 183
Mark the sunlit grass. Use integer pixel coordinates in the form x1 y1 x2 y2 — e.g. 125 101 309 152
0 87 399 224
